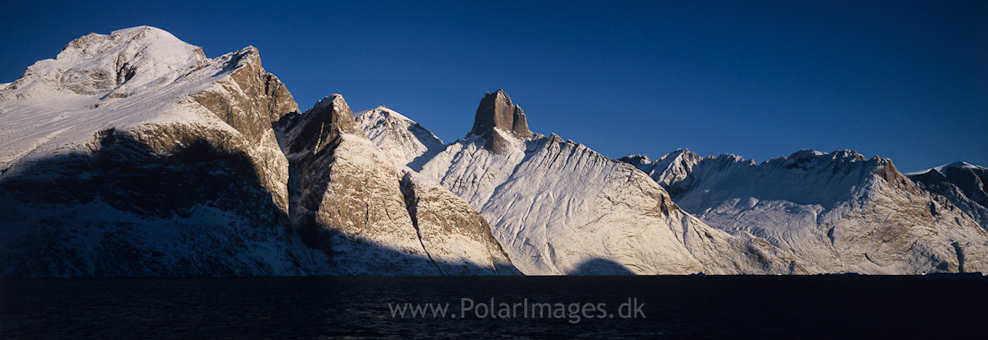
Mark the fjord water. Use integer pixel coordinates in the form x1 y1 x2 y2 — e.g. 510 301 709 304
1 276 984 338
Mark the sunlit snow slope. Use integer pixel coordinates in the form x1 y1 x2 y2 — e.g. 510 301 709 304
0 27 517 277
0 26 315 277
626 149 988 274
364 90 799 275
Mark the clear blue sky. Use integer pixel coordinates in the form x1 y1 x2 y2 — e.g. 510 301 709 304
2 0 985 172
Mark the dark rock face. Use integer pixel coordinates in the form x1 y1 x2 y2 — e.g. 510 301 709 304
0 36 311 277
280 95 429 274
0 127 306 277
1 28 519 277
281 96 415 266
0 126 273 218
192 47 298 146
617 154 652 170
469 89 533 152
284 95 359 155
909 164 988 230
942 166 988 207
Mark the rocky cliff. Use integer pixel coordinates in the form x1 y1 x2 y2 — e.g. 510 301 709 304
0 26 319 277
3 26 982 277
277 95 516 275
907 162 988 231
0 27 516 277
375 90 799 275
468 89 534 153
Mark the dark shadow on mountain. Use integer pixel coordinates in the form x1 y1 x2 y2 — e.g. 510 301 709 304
1 128 285 219
296 220 517 275
0 122 522 277
567 258 637 275
912 166 988 208
908 166 988 230
0 128 305 277
272 114 518 276
406 148 443 172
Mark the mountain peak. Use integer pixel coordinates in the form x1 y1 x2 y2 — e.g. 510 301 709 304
942 161 982 171
286 94 359 155
354 105 410 121
63 25 204 63
5 26 206 99
109 25 165 34
311 94 349 112
470 89 533 140
905 161 984 177
618 154 652 167
467 89 534 153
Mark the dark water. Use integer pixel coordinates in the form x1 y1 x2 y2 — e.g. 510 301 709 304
1 276 985 339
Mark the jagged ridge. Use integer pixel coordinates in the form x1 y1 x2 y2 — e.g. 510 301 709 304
632 148 988 274
410 90 798 275
0 27 518 277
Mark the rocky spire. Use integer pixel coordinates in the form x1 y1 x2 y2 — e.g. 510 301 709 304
286 94 359 155
470 89 533 139
469 89 533 153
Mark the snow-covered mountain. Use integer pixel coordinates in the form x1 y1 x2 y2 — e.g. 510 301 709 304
354 105 444 169
277 95 516 275
3 26 983 277
0 26 317 277
0 27 516 277
367 90 799 275
624 149 988 274
907 162 988 231
620 149 702 197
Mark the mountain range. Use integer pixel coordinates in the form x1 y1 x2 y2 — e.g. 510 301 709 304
1 27 985 277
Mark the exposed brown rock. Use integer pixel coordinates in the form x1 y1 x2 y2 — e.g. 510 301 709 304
284 95 358 155
192 47 299 146
281 94 516 274
469 89 533 152
400 171 517 274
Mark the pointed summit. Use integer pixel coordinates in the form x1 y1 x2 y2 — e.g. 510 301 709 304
285 94 359 155
354 104 445 168
4 25 207 99
468 89 533 153
470 89 533 139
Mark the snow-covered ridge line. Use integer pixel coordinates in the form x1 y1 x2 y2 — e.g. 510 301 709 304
3 26 987 277
0 26 283 171
626 146 988 274
905 161 988 230
386 90 800 275
354 105 445 169
1 26 522 277
354 105 410 120
904 161 986 176
0 26 313 277
278 94 518 275
365 90 988 275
